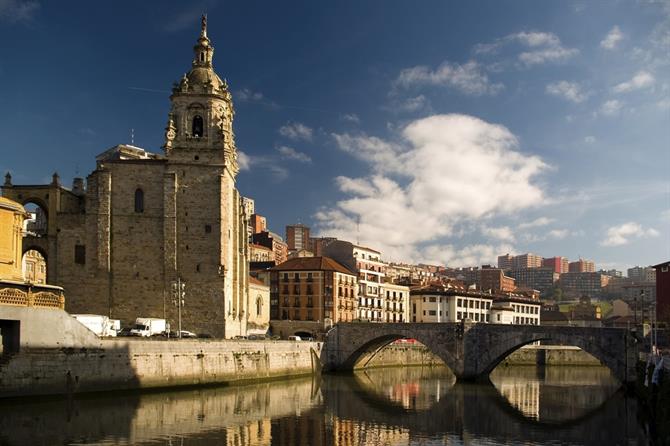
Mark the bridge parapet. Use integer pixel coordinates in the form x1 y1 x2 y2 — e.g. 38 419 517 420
322 323 638 384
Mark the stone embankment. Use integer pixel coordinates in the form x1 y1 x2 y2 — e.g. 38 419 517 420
0 306 322 397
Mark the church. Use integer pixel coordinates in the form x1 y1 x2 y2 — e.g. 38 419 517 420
2 17 251 338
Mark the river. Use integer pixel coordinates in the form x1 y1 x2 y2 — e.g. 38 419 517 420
0 365 651 445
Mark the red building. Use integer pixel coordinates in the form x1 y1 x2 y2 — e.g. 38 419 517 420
542 256 569 274
654 261 670 324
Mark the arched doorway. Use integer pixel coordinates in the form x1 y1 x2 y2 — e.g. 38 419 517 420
22 202 48 237
22 249 47 284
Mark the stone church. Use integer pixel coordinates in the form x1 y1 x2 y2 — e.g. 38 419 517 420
2 17 251 338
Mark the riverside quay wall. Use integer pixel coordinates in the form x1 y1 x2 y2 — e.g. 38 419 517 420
0 307 322 398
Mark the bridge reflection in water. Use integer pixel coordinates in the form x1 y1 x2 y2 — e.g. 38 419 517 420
0 366 649 445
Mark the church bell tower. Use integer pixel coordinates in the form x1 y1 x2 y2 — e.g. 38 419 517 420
161 16 248 338
163 14 239 175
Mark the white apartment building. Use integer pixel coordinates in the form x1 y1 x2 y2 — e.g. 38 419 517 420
381 282 410 322
410 286 541 325
354 245 386 321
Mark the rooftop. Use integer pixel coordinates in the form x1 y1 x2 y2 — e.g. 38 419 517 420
270 256 355 275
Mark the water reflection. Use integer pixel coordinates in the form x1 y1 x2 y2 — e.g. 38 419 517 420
0 366 650 445
490 365 621 423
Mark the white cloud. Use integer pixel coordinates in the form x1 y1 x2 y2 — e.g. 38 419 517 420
342 113 360 124
600 99 623 116
475 31 579 67
601 222 660 247
584 136 596 143
613 71 655 93
236 151 288 181
279 122 313 141
237 151 251 171
236 88 264 102
518 217 553 229
481 225 515 242
600 26 624 50
277 145 311 163
548 229 569 239
661 209 670 222
421 243 516 268
394 61 503 96
546 81 589 103
317 114 548 263
0 0 39 23
400 95 430 112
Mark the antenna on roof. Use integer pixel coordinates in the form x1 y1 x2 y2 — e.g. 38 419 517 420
356 216 360 245
131 128 135 145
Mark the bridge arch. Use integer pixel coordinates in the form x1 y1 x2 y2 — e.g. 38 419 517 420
324 324 462 375
463 324 635 383
323 323 637 384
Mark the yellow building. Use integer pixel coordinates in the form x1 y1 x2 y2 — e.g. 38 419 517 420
0 197 27 281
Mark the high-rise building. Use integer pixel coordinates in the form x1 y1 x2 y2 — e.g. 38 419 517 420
627 266 656 283
286 224 310 252
508 267 558 295
542 257 569 274
512 253 543 269
498 254 514 270
558 272 609 298
569 259 596 273
250 214 267 234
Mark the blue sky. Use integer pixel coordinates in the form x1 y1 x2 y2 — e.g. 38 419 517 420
1 0 668 272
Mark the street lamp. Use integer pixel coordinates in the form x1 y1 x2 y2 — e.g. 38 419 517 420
171 278 186 338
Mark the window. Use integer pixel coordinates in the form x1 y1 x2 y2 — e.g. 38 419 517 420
256 297 262 316
429 296 436 302
134 189 144 213
457 298 463 307
74 244 86 264
192 115 204 137
457 311 462 319
429 310 437 316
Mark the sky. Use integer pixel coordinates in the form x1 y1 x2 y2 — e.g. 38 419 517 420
0 0 668 272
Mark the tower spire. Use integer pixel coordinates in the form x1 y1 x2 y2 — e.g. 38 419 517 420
193 14 213 67
200 13 207 39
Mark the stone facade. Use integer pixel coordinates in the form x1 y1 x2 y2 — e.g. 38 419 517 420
0 197 27 282
1 17 249 338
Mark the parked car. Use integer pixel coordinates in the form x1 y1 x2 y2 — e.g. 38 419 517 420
287 335 301 341
233 335 248 340
248 334 267 340
179 330 197 338
117 327 134 337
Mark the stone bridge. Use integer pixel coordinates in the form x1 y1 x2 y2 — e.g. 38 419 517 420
321 323 638 383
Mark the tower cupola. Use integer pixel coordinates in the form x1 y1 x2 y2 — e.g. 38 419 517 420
193 14 214 68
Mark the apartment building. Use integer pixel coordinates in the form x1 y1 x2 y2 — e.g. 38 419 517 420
409 285 541 325
323 241 387 322
269 257 357 323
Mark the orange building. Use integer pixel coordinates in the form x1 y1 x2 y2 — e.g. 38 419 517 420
269 257 357 323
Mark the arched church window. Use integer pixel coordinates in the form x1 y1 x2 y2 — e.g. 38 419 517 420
256 296 263 316
134 188 144 213
192 115 204 137
200 52 205 62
